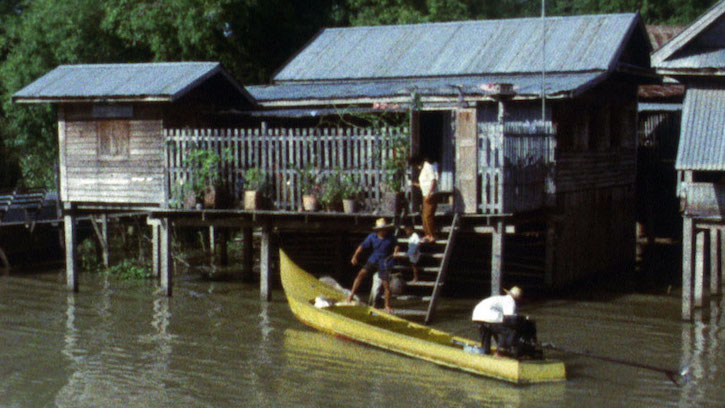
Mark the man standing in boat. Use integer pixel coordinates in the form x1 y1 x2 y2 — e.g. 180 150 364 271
348 218 397 313
472 286 522 355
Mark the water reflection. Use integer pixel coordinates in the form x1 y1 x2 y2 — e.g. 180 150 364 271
679 296 724 408
281 328 566 408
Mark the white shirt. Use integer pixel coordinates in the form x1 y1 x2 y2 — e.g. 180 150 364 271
407 232 420 263
471 294 517 323
419 161 439 197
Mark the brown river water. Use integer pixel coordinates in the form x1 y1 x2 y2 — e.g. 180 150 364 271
0 268 723 408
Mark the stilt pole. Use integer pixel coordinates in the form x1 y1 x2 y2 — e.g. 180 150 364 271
491 220 504 296
694 229 705 307
260 223 273 301
159 218 172 296
242 227 254 282
711 229 721 296
64 212 78 292
682 217 694 320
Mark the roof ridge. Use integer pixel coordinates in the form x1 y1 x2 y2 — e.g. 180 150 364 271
323 12 637 32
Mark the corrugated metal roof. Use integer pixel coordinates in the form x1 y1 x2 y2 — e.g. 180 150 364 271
13 62 243 102
656 48 725 70
676 87 725 170
274 13 640 82
249 72 605 103
652 1 725 69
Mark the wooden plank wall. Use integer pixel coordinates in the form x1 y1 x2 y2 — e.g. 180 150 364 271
61 104 165 205
165 126 406 210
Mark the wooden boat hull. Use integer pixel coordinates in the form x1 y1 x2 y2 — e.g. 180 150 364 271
279 249 566 384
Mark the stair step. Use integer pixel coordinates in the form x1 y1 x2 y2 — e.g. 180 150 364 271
393 252 444 260
397 237 448 245
392 265 440 273
405 280 439 288
392 295 433 302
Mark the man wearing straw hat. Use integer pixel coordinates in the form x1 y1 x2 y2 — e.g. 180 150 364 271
347 218 397 313
471 286 523 355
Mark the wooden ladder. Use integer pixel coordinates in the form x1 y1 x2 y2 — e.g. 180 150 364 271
392 212 460 325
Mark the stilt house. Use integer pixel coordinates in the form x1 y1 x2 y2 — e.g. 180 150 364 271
652 1 725 319
248 13 654 289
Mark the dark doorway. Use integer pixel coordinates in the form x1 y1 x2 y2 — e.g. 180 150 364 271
419 111 446 162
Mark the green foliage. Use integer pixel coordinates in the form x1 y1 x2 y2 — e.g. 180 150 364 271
320 171 345 208
295 162 323 196
381 133 410 192
78 238 101 272
340 174 362 199
243 168 268 191
105 259 153 280
183 146 231 199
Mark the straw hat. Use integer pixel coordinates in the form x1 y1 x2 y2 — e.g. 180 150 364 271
372 217 394 230
505 286 522 299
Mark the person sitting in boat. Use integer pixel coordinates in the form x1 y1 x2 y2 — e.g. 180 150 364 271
471 286 522 355
347 217 397 313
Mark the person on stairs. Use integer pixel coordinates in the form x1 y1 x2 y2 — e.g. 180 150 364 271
348 218 397 313
394 223 421 282
410 155 439 243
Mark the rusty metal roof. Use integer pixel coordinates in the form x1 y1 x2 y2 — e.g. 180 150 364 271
13 62 252 103
676 87 725 171
274 13 643 82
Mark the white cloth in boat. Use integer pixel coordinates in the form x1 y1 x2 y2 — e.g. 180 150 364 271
471 294 517 323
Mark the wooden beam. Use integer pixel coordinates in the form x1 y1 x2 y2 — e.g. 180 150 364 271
260 223 273 301
159 219 172 296
64 214 78 292
151 223 160 278
491 220 505 296
209 226 216 264
682 217 694 320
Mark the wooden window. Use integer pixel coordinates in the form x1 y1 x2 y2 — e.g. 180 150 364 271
98 120 130 159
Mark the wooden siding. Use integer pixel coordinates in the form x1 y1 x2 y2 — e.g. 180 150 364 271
556 151 636 192
60 104 164 205
681 182 725 218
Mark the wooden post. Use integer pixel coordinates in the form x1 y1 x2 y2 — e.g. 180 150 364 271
260 223 273 301
64 213 78 292
694 228 705 308
100 214 109 267
491 221 504 296
209 226 216 264
682 217 694 320
159 219 172 296
151 221 160 278
712 229 721 296
242 227 254 282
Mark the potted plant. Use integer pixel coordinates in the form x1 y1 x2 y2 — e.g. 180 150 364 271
297 163 321 211
243 168 267 210
183 147 232 209
340 174 361 213
381 135 409 214
320 172 344 212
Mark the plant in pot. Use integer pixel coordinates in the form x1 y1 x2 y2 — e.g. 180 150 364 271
184 147 232 209
320 172 344 212
297 163 322 211
340 174 362 213
243 168 268 210
381 135 409 214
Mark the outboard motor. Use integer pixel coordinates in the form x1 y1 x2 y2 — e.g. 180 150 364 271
497 315 543 359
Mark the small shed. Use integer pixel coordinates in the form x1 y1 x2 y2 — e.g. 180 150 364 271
13 62 255 208
248 13 654 288
652 0 725 319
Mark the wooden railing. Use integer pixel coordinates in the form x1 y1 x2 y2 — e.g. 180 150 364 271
165 126 407 211
478 122 555 214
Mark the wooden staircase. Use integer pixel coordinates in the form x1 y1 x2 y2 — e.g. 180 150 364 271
392 213 459 324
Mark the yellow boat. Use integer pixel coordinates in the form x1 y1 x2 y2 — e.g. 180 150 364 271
279 249 566 384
